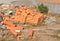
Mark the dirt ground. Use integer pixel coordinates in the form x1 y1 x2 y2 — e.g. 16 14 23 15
0 17 60 41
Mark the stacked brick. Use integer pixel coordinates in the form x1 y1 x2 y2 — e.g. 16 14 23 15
12 7 47 25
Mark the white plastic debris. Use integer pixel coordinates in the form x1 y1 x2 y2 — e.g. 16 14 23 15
5 11 15 15
0 23 6 29
15 30 21 32
45 16 56 24
1 25 6 29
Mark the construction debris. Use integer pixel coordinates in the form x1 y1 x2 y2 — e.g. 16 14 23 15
13 6 47 25
5 11 15 16
0 4 57 41
45 16 56 24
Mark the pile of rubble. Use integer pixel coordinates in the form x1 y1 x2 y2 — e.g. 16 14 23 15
10 6 46 25
0 4 57 41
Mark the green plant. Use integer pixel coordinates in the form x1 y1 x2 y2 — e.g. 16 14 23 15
38 4 48 14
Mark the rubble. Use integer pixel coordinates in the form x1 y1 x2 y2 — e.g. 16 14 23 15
0 4 57 41
5 11 15 16
14 6 47 25
44 16 56 24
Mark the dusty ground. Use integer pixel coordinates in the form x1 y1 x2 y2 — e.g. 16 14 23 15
0 17 60 41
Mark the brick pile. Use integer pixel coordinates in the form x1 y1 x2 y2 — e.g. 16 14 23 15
12 7 46 25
